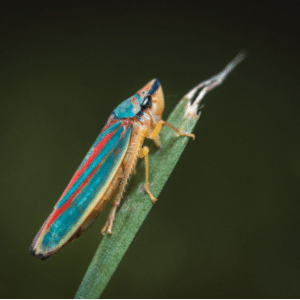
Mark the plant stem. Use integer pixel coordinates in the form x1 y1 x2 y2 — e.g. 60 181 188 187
74 52 245 299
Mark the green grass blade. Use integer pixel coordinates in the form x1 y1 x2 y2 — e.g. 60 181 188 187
74 52 245 299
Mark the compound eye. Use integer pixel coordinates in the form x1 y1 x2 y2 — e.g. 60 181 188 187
141 95 152 110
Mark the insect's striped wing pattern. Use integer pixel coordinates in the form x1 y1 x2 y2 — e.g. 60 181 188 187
30 120 131 258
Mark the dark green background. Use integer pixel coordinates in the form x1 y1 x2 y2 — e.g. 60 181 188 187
1 1 300 298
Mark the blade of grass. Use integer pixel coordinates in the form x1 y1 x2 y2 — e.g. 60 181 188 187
75 52 245 299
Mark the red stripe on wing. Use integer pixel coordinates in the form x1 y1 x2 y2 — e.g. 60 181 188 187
58 129 117 201
45 128 120 230
46 163 101 229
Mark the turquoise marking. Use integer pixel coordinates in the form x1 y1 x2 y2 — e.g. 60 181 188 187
113 97 140 118
43 206 81 250
134 93 142 105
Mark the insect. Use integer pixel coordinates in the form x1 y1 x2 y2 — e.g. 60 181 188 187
29 79 195 260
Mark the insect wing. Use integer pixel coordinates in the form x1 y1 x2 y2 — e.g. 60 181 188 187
30 120 131 258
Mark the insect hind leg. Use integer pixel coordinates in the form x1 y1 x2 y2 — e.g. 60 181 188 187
100 165 125 235
101 206 117 235
139 145 157 203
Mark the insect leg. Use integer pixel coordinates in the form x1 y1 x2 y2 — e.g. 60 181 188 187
151 120 195 140
138 146 157 203
101 206 117 235
100 165 125 235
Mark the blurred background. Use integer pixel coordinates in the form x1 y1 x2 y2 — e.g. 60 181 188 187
1 1 300 298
